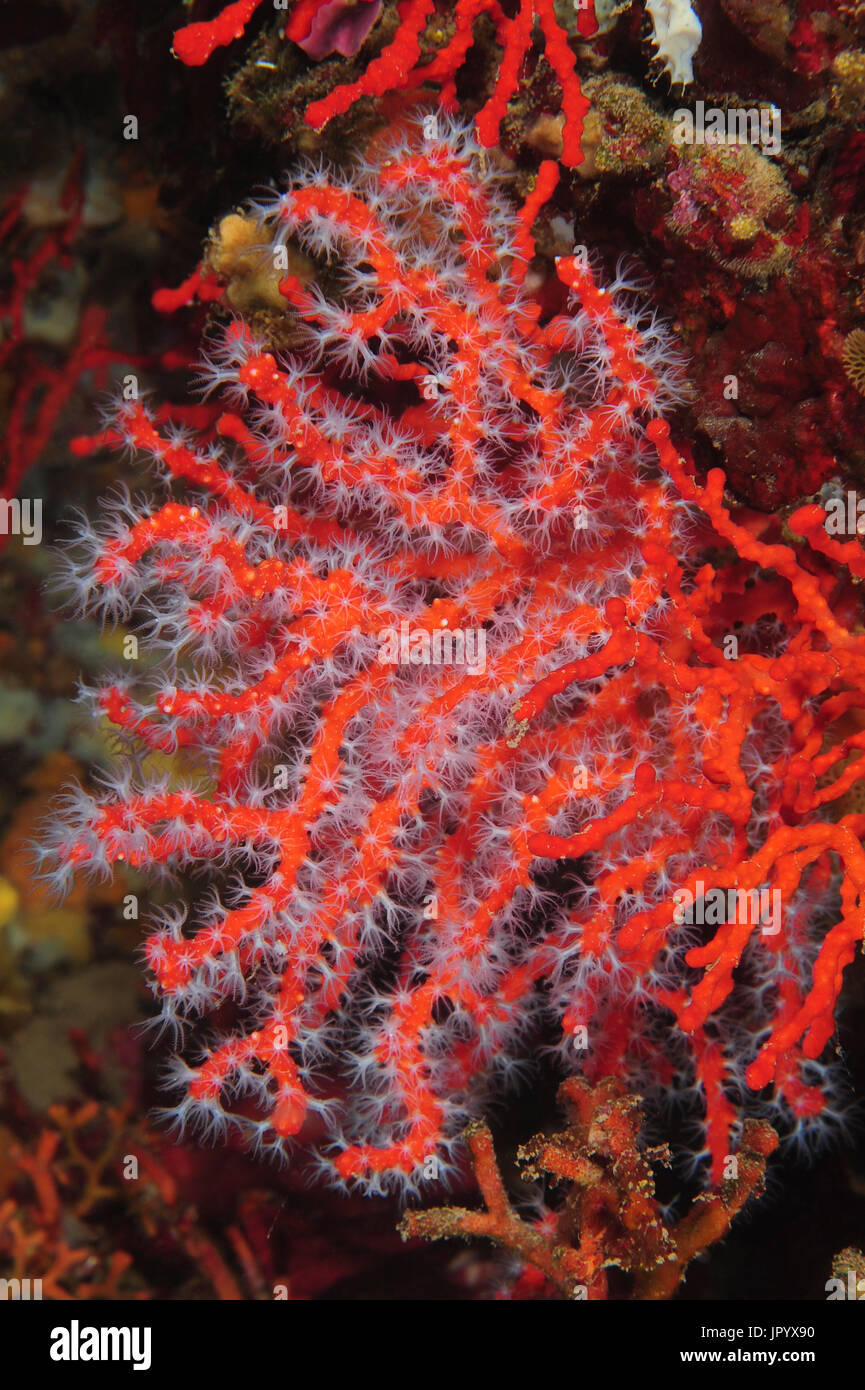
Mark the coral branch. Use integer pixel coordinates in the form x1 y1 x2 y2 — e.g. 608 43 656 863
400 1077 778 1299
173 0 269 67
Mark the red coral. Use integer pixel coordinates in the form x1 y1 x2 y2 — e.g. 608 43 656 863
0 160 188 544
0 1041 389 1301
0 1090 142 1300
172 0 269 67
45 122 865 1195
303 0 597 166
0 164 113 530
174 0 598 168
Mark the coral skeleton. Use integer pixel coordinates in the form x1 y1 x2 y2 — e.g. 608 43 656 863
400 1075 778 1299
43 121 865 1194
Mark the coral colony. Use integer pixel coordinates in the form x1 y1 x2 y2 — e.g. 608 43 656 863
171 0 702 165
173 0 598 167
43 116 865 1199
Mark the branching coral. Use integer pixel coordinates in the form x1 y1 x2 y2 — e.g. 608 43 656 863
0 165 115 524
0 1094 140 1299
0 1060 293 1300
172 1 701 170
293 0 598 166
42 119 865 1196
400 1075 778 1299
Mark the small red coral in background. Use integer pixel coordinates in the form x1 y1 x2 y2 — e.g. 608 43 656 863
0 163 117 535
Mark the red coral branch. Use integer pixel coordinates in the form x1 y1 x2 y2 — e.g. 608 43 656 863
172 0 269 67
